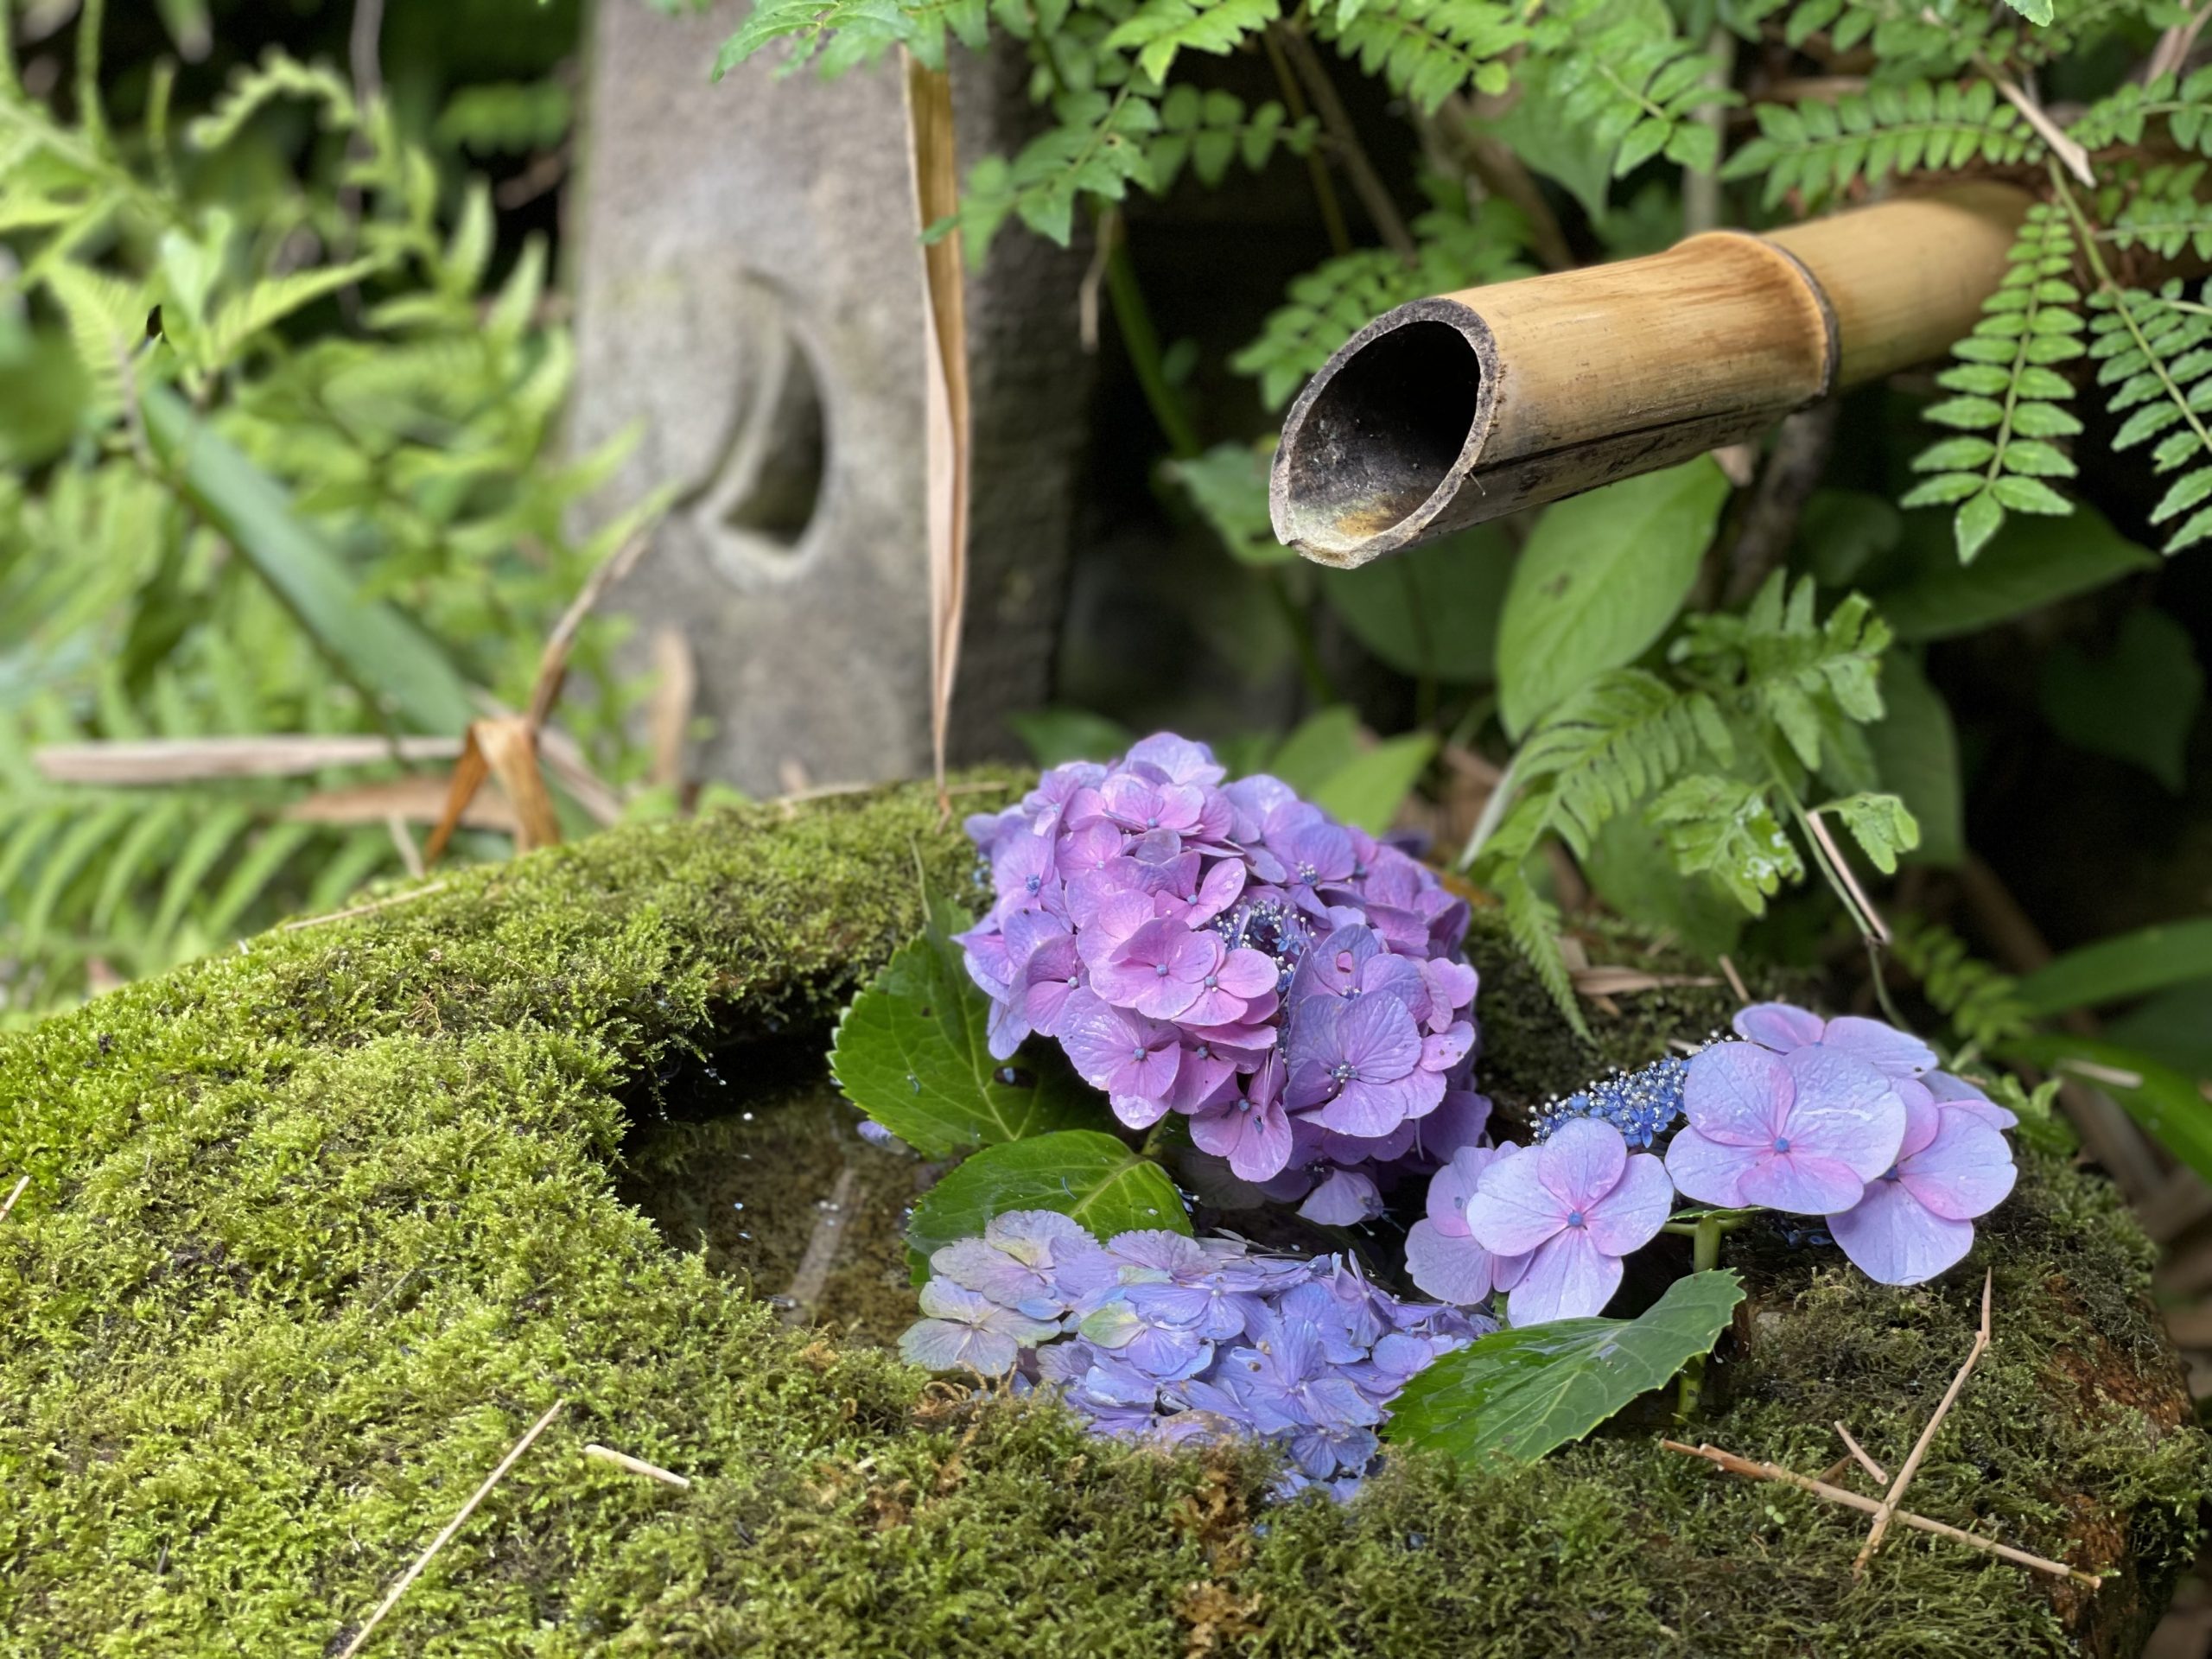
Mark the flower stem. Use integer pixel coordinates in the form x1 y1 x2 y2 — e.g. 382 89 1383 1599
1677 1215 1724 1420
1100 229 1201 461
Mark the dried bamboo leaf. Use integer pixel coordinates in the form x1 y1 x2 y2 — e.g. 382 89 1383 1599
903 53 970 804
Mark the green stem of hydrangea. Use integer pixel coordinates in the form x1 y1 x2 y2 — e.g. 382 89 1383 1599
1676 1215 1724 1420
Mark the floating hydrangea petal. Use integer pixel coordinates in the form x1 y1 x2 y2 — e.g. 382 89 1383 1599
1828 1178 1977 1285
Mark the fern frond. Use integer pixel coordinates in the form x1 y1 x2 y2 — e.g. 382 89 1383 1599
1106 0 1280 83
1901 201 2082 563
1489 670 1730 862
2087 278 2212 554
2094 162 2212 260
1146 86 1315 193
188 51 358 150
1529 1 1738 175
1676 573 1891 785
1722 80 2037 213
713 0 989 75
959 87 1160 254
201 258 385 367
1500 873 1589 1040
1888 915 2032 1052
1819 791 1920 873
40 262 145 420
1315 0 1524 115
1232 197 1532 407
2068 65 2212 156
1649 774 1805 913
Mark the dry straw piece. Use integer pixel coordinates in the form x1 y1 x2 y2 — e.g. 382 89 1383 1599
334 1398 568 1657
1270 183 2034 565
582 1444 692 1490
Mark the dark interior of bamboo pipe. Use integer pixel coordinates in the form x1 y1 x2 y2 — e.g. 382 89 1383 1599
1273 316 1484 564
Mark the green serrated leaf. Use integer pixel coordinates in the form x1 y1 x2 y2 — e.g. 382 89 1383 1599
830 900 1098 1157
1386 1271 1745 1465
904 1129 1191 1265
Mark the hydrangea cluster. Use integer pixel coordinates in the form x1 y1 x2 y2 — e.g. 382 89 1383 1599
1408 1002 2022 1325
1529 1053 1688 1148
957 735 1484 1221
900 1211 1491 1498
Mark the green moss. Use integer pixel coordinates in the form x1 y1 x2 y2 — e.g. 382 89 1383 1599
0 779 2202 1657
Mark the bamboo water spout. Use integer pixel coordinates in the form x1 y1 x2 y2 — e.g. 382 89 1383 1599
1268 184 2035 567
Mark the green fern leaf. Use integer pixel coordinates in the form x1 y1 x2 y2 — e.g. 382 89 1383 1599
1106 0 1280 83
1905 202 2081 563
2088 278 2212 555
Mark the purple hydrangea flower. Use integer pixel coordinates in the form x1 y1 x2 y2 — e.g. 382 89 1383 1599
1461 1119 1674 1325
954 735 1480 1203
1665 1040 1906 1214
1530 1053 1688 1148
900 1221 1491 1498
1403 1142 1526 1305
1827 1090 2017 1284
1733 1001 1936 1081
899 1280 1059 1376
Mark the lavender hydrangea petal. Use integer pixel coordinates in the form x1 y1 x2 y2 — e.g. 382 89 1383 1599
1819 1015 1938 1078
1298 1166 1383 1224
1732 1001 1826 1052
1897 1112 2017 1222
1464 1145 1569 1255
1828 1178 1977 1286
1929 1070 2019 1130
1404 1218 1501 1303
1504 1229 1624 1325
1775 1047 1906 1182
1535 1117 1628 1212
899 1318 1020 1376
1734 1150 1870 1215
1663 1125 1764 1208
1581 1151 1674 1255
1683 1040 1793 1147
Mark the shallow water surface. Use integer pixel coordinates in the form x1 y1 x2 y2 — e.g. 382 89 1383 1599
617 1065 939 1348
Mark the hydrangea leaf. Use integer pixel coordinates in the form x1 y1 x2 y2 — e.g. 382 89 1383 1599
829 899 1096 1158
1385 1269 1744 1464
1318 524 1513 682
1310 733 1438 834
1866 652 1963 867
905 1129 1191 1268
1497 457 1732 738
1871 505 2156 643
2036 608 2203 793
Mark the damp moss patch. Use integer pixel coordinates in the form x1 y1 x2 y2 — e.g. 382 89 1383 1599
0 779 2203 1657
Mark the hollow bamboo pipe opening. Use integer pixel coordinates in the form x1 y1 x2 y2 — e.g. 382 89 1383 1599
1271 183 2034 567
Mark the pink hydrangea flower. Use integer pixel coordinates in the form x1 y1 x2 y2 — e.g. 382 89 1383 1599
1463 1118 1675 1325
1403 1142 1528 1305
1827 1090 2017 1284
1733 1001 1936 1081
1665 1041 1906 1214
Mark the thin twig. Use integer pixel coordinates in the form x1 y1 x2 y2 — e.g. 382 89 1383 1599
1977 57 2095 187
1834 1421 1889 1485
582 1444 691 1491
1662 1440 2101 1586
1264 28 1353 257
1856 1271 1993 1573
281 880 449 932
1274 25 1417 261
1719 403 1840 607
526 531 652 731
335 1399 567 1657
1680 25 1737 234
0 1174 28 1224
1718 954 1751 1004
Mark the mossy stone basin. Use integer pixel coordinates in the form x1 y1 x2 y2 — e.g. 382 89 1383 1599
1 780 2202 1656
